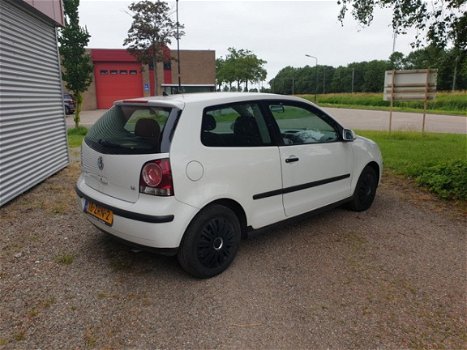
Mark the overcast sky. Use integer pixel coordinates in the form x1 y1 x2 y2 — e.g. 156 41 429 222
79 0 419 84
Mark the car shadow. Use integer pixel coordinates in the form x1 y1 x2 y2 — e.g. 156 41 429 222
81 204 357 280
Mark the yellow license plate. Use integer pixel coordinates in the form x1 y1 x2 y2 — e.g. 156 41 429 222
86 201 113 225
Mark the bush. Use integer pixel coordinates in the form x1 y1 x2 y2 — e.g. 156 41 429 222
415 160 467 200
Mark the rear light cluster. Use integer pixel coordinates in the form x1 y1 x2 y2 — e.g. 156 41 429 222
139 158 174 196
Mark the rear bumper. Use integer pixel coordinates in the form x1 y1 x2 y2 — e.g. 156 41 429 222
76 186 174 223
76 177 197 249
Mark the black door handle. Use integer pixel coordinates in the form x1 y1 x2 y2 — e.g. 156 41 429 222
285 156 299 163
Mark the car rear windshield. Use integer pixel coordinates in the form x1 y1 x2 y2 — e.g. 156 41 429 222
85 104 176 154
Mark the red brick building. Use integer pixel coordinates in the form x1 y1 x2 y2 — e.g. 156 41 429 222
82 48 216 110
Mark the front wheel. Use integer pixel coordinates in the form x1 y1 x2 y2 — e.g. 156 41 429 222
347 165 378 212
178 205 241 278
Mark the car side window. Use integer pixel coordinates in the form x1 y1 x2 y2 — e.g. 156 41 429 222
201 103 272 147
269 103 339 145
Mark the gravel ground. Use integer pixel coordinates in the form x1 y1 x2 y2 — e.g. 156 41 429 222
0 154 466 349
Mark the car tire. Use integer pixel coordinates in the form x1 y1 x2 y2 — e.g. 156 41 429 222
177 205 241 278
65 106 70 115
347 165 378 212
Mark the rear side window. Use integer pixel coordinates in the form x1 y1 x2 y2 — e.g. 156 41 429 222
201 102 272 147
85 105 174 154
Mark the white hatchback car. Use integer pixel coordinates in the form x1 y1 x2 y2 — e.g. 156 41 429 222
76 92 382 278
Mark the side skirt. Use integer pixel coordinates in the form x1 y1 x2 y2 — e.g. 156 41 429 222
245 196 353 238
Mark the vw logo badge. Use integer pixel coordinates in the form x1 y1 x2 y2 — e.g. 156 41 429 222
97 156 104 171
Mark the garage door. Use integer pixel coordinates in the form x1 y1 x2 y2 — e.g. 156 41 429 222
94 62 143 109
0 0 69 207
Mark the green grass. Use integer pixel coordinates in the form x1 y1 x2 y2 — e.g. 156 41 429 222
67 126 87 147
300 91 467 116
358 131 467 200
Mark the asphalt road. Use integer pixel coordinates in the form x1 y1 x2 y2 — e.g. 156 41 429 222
323 107 466 134
68 107 466 134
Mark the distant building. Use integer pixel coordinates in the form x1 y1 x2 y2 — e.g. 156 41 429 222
81 48 216 110
0 0 68 207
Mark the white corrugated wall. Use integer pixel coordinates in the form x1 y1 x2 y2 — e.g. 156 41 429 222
0 0 69 207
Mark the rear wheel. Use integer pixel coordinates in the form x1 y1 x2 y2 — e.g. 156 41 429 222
348 165 378 212
178 205 241 278
65 106 70 115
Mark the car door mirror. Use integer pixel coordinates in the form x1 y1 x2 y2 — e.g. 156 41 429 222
342 129 356 142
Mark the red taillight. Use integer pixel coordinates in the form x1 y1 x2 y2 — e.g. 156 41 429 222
140 158 174 196
142 163 162 187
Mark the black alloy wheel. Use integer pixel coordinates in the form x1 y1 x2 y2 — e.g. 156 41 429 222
178 205 241 278
348 165 378 212
197 217 236 269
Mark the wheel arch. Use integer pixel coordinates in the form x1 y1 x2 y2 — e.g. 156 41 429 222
200 198 248 239
366 161 381 185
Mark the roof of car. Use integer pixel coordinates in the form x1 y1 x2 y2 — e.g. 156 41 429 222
117 92 310 108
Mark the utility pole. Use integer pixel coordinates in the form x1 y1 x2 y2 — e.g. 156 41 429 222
351 68 355 94
176 0 181 92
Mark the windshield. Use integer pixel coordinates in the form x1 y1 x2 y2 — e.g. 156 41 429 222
85 105 175 154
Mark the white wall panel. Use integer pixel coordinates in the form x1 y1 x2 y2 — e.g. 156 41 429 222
0 0 69 206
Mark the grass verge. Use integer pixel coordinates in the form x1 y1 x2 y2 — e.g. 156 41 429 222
357 131 467 201
67 126 87 148
300 91 467 116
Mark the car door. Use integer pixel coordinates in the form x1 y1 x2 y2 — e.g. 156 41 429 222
267 101 353 217
173 101 286 229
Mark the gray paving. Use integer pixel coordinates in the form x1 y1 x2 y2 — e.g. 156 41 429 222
323 107 466 134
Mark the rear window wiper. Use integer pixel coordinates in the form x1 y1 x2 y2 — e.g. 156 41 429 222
97 139 125 149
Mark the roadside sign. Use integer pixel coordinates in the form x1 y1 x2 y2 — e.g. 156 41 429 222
383 69 438 132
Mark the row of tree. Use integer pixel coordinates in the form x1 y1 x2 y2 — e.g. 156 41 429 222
216 48 267 91
268 47 467 95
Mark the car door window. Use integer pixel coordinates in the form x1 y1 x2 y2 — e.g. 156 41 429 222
202 102 272 147
269 103 339 145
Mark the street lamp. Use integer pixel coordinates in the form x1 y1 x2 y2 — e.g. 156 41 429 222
305 54 318 102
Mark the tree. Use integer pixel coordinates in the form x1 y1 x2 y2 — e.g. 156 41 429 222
337 0 466 50
269 66 297 95
362 60 390 92
215 58 225 90
388 51 405 69
336 0 467 91
124 0 183 96
404 46 467 90
58 0 93 129
216 48 267 91
239 50 267 90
